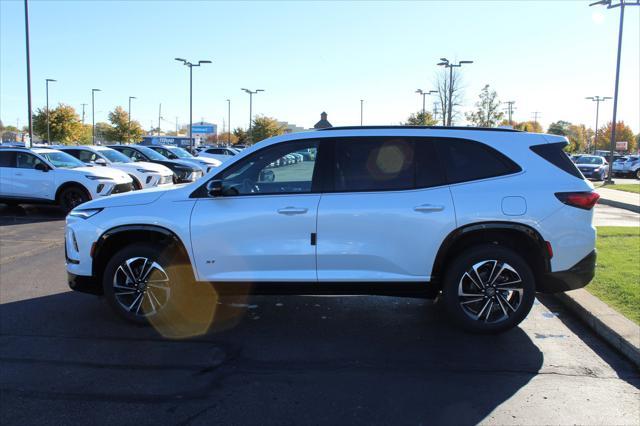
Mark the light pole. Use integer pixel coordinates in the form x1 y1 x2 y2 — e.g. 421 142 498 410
81 103 87 125
590 0 639 184
91 88 101 145
24 0 33 146
360 99 364 126
128 96 136 128
437 58 473 126
226 99 231 145
585 96 611 153
175 58 212 152
415 89 437 124
241 88 264 134
45 78 56 143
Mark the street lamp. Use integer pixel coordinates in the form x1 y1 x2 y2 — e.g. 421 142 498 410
437 58 473 126
91 88 101 145
24 0 33 146
45 78 56 143
585 96 611 154
415 89 437 124
360 99 364 126
128 96 136 128
226 99 231 145
241 88 264 133
175 58 212 152
589 0 639 184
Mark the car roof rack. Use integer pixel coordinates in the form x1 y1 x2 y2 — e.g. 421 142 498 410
317 125 521 133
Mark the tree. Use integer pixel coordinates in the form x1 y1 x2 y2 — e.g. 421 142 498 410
205 134 218 144
233 128 249 145
513 121 543 133
434 67 464 126
218 131 239 145
595 121 636 152
248 116 286 143
566 124 589 153
94 122 114 144
32 103 83 144
465 85 504 127
404 111 438 126
104 106 145 142
547 120 572 136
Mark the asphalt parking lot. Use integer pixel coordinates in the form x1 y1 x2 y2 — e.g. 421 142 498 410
1 204 639 425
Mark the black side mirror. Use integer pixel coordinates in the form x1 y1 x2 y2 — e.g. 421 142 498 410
206 179 223 197
35 163 49 172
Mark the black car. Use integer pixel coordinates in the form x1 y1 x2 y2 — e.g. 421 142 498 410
107 145 203 183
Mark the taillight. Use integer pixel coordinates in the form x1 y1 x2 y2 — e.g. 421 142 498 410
555 191 600 210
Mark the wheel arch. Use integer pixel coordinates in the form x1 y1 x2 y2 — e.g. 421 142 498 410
55 181 92 204
431 222 551 292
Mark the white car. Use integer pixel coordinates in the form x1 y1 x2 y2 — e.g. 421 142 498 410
0 147 133 211
57 145 174 190
197 146 237 163
146 145 221 174
65 126 598 333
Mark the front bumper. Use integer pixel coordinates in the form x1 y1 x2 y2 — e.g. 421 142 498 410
538 249 596 293
68 271 102 295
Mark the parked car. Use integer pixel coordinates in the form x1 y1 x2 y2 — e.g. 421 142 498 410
146 145 221 174
197 146 237 163
574 155 609 181
0 147 133 211
57 145 174 190
107 145 203 183
612 155 640 179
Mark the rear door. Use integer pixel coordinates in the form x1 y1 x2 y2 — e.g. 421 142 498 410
0 151 17 196
316 137 456 282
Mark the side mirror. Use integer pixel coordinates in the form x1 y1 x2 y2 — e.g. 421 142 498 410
206 179 224 197
35 163 49 172
94 158 107 166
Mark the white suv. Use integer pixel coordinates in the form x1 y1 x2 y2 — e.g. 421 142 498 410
57 145 174 189
0 147 133 211
65 127 598 333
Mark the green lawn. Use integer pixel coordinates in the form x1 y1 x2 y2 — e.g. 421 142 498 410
587 227 640 324
607 184 640 194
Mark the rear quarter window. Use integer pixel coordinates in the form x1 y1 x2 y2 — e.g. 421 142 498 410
0 151 16 167
530 142 583 180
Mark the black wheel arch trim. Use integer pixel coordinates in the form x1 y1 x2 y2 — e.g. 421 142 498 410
431 221 551 284
55 181 92 203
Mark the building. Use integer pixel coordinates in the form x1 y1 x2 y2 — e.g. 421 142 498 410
313 112 332 129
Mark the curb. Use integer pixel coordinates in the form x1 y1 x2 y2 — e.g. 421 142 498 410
598 198 640 214
553 289 640 368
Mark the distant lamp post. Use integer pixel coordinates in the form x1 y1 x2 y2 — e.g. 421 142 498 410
24 0 33 146
585 96 611 154
437 58 473 126
128 96 136 127
45 78 56 143
175 58 212 152
589 0 639 184
360 99 364 126
91 88 101 145
226 99 231 145
241 88 264 133
415 89 437 124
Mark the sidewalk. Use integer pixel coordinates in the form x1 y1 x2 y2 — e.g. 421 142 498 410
596 187 640 213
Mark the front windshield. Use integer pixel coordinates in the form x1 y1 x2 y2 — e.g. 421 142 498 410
136 146 169 161
576 156 604 165
38 151 85 168
168 146 194 158
98 148 133 163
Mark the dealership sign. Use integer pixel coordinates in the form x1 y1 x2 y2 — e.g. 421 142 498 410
191 125 215 134
616 141 628 151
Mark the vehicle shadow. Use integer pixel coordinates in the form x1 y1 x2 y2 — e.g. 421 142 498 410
1 290 545 425
0 204 65 226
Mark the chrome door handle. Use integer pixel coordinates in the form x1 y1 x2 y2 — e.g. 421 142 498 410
414 204 444 213
277 207 308 215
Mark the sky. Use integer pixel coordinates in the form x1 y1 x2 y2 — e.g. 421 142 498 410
1 0 639 135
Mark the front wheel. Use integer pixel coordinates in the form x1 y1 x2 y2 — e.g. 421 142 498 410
59 186 89 212
441 245 536 334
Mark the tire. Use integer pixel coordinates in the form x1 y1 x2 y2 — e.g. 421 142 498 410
103 243 186 325
58 185 89 212
129 175 143 190
441 244 536 334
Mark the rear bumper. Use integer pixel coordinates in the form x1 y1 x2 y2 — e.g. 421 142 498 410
538 250 596 293
68 272 102 295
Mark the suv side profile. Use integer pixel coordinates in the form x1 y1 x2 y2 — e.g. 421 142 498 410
66 127 598 333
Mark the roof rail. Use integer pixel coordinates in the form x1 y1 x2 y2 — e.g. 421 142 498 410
317 125 521 133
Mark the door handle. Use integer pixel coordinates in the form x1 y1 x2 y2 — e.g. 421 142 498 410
414 204 445 213
15 173 22 176
277 207 308 215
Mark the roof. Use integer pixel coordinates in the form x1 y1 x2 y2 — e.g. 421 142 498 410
318 125 521 133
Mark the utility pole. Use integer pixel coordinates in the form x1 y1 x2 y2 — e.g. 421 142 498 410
81 103 87 125
158 103 162 136
532 111 541 124
91 88 101 145
175 117 178 134
505 101 516 125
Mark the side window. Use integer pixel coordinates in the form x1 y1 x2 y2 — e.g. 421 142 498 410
334 138 415 192
77 150 98 163
121 148 144 162
415 139 446 188
0 151 16 167
436 139 520 184
16 152 45 169
218 140 319 196
64 149 80 159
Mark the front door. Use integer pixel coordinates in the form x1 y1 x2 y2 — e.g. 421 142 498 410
12 152 53 200
190 140 321 282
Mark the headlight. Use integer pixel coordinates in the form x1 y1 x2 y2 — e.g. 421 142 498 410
136 168 155 173
85 175 113 180
68 208 103 219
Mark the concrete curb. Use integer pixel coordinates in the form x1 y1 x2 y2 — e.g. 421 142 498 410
598 198 640 214
553 289 640 368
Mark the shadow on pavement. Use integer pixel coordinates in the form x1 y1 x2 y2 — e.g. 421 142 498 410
1 290 545 425
0 204 65 226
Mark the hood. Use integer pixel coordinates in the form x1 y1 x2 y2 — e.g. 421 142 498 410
70 166 131 182
80 184 179 209
117 161 173 175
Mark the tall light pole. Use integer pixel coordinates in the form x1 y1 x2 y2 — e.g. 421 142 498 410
24 0 33 147
241 88 264 134
45 78 56 143
227 99 231 145
157 103 162 136
437 58 473 126
415 89 437 124
505 101 516 126
128 96 136 128
585 96 611 153
91 88 101 145
81 103 87 125
175 58 212 152
360 99 364 126
589 0 639 184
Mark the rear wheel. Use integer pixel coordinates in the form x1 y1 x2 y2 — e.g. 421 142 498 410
441 245 536 334
58 186 89 212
